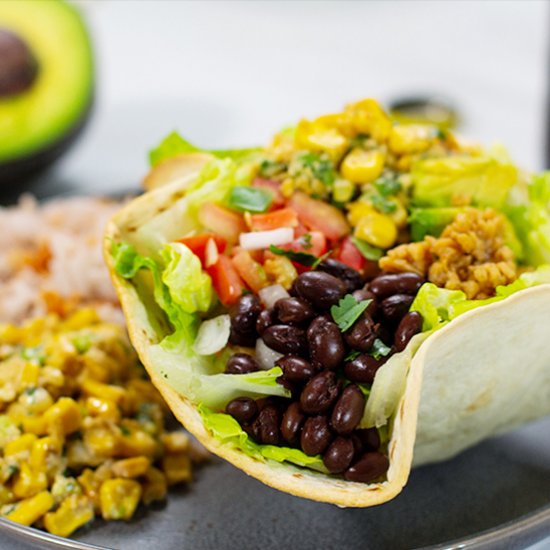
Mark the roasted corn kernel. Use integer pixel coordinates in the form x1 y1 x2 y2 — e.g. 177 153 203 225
388 124 434 155
43 494 94 537
354 212 398 249
112 457 150 478
5 491 54 526
99 478 142 521
341 149 385 184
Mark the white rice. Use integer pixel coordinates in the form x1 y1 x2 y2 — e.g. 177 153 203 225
0 194 125 324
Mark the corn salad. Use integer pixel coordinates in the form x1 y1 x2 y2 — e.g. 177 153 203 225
0 308 204 537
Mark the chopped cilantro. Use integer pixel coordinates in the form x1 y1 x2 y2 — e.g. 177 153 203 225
269 245 318 267
373 175 402 197
259 159 286 178
20 346 46 366
72 334 92 354
369 338 392 360
298 153 336 186
228 186 273 213
344 350 361 362
301 233 313 250
120 425 131 436
370 193 397 214
330 295 372 332
351 237 384 261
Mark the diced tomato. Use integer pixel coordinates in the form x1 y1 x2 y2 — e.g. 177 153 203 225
290 231 327 257
197 203 247 244
252 178 285 207
176 233 226 265
289 192 350 240
207 255 245 306
231 250 268 293
249 208 299 232
337 237 366 271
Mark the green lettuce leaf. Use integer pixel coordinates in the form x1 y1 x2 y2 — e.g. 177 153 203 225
199 405 328 473
506 172 550 266
411 151 517 209
409 207 464 241
149 131 260 167
161 243 213 314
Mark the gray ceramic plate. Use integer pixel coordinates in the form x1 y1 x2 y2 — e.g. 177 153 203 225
1 415 550 550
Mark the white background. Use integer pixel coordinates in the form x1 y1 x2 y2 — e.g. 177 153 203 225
46 0 549 196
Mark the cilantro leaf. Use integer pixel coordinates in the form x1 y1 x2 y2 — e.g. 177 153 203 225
228 186 273 213
370 193 397 214
269 245 318 267
330 295 372 332
351 237 384 261
344 350 361 362
259 159 286 178
374 175 402 197
299 153 336 186
369 338 392 360
301 233 313 250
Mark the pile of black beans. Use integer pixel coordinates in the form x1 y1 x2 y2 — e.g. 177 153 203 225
224 259 424 483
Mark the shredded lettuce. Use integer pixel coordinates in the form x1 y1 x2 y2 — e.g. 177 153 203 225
410 266 550 331
411 151 517 209
113 242 289 409
199 405 328 473
149 131 260 167
161 243 213 314
506 172 550 266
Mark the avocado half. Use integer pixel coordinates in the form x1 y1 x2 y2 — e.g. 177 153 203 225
0 0 94 186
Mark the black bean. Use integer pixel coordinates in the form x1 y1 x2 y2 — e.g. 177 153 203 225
251 405 281 445
394 311 423 352
294 271 347 310
344 354 384 384
230 294 262 333
262 325 307 355
228 328 256 348
256 309 275 335
225 353 260 375
352 288 378 317
301 416 333 456
281 402 305 446
354 428 381 452
344 452 389 483
307 317 346 370
316 259 363 293
323 437 355 473
277 355 316 383
300 371 340 414
344 313 379 352
331 385 366 435
380 294 414 323
226 397 259 424
274 297 315 325
368 272 424 299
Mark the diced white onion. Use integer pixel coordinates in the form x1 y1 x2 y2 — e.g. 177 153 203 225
258 284 290 308
255 338 283 370
239 227 294 250
193 315 230 355
204 237 219 267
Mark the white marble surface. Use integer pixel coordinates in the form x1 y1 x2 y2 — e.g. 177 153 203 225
3 1 550 548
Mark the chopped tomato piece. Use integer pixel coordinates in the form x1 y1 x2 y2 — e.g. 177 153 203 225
176 234 226 265
252 178 285 207
232 250 268 293
197 203 247 244
337 237 366 271
290 231 327 257
249 208 299 231
288 192 350 240
207 255 245 306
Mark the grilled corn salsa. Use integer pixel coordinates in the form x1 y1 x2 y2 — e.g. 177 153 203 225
0 309 204 537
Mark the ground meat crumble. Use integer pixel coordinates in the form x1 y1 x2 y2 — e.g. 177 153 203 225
380 208 518 299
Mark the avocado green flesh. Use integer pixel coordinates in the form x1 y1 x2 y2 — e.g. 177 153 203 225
0 0 94 164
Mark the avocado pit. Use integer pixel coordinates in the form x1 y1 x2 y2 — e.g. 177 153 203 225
0 28 39 98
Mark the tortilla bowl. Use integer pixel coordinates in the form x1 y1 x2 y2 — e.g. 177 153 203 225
104 168 550 507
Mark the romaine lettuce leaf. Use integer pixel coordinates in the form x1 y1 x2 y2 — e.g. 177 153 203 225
505 172 550 266
113 242 290 408
411 152 517 209
149 131 260 167
199 405 328 473
409 207 464 241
